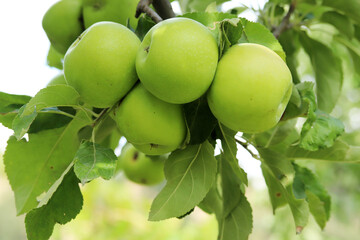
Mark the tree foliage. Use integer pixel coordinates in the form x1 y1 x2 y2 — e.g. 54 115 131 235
1 0 360 239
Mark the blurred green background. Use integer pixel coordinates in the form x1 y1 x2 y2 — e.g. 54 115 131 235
1 152 359 240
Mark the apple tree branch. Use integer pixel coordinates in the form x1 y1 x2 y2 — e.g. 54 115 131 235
272 0 297 39
135 0 175 23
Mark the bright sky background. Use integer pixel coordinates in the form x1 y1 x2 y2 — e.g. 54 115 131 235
0 0 266 188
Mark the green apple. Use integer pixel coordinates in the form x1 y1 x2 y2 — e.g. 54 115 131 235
42 0 84 55
136 17 219 104
119 143 165 185
207 43 292 133
114 84 186 155
83 0 138 29
47 72 67 86
64 21 141 108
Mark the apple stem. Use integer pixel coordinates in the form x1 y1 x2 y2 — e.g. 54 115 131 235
272 0 297 39
135 0 175 23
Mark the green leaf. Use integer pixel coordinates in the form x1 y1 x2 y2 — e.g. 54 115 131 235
218 124 248 185
261 163 287 211
240 18 286 61
25 170 82 240
12 105 37 139
293 163 331 229
22 85 81 116
261 164 309 233
219 18 243 55
278 30 301 83
300 110 344 151
3 111 91 215
0 112 17 129
218 192 253 240
281 82 313 121
287 139 360 163
74 141 117 184
333 35 360 76
258 148 294 185
198 185 222 218
322 0 360 24
12 85 81 139
178 0 228 12
220 154 241 218
183 96 217 145
46 45 64 69
149 141 217 221
181 11 237 45
253 119 298 148
299 32 343 113
27 111 73 134
182 12 236 29
355 24 360 41
0 91 31 114
135 15 156 41
320 11 354 39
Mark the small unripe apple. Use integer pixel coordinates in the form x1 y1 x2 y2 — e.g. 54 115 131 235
47 72 67 86
42 0 84 55
64 22 140 108
114 84 186 155
119 143 165 185
207 43 292 133
83 0 138 29
136 17 219 104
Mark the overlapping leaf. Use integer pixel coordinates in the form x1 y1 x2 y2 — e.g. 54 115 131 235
287 139 360 163
183 96 217 145
240 18 286 61
300 110 344 151
299 32 343 113
218 192 253 240
4 111 91 215
149 141 217 221
218 124 248 185
74 141 117 184
293 163 331 229
46 45 63 70
0 91 31 113
25 170 82 240
261 164 309 233
12 85 81 139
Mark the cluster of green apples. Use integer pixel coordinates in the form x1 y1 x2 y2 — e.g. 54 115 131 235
43 0 293 183
42 0 138 55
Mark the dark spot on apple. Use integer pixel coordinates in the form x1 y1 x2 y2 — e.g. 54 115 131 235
50 166 54 170
144 46 150 53
141 178 147 184
150 143 159 149
133 152 139 161
276 192 281 197
93 2 102 10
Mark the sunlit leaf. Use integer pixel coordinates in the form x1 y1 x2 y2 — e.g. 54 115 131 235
74 141 117 184
4 111 91 214
25 170 82 240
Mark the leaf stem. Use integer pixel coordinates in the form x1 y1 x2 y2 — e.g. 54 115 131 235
235 138 260 160
40 110 75 119
76 106 100 118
